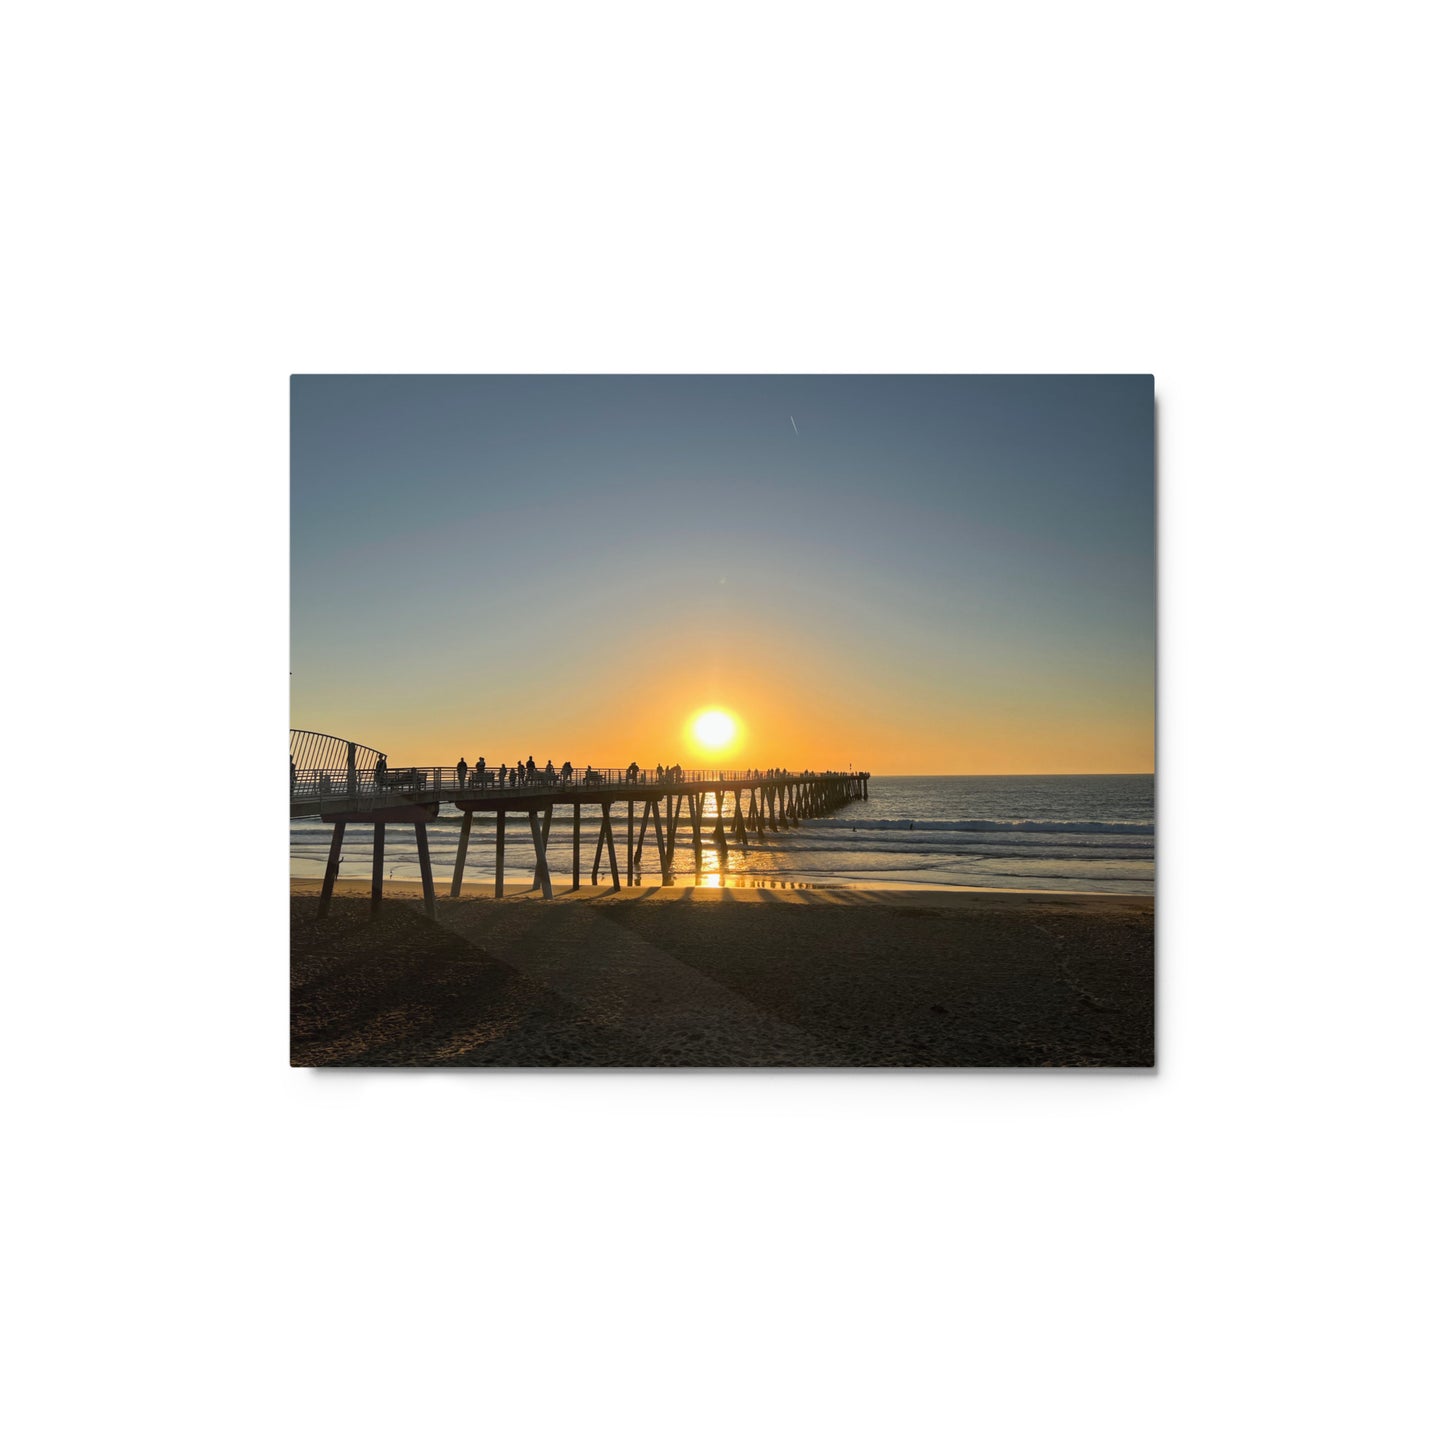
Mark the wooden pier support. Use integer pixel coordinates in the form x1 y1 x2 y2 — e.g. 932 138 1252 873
633 798 654 877
649 798 670 882
531 804 553 890
371 823 385 914
415 822 436 918
528 809 553 900
602 802 619 890
450 810 473 898
305 770 868 921
318 821 345 919
591 803 621 889
665 794 681 867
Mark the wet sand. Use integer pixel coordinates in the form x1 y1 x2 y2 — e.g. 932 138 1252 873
290 884 1154 1067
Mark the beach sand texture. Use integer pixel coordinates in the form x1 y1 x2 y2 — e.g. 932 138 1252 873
291 884 1154 1067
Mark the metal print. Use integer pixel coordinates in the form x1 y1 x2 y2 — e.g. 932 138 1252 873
291 375 1155 1066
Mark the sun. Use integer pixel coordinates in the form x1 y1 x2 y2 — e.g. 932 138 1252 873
690 708 738 752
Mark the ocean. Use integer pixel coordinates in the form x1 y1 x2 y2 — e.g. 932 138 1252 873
290 774 1154 895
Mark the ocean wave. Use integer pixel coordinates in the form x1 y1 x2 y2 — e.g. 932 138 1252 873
808 817 1153 836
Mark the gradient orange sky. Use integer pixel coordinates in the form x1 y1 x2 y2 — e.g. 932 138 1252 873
292 376 1154 774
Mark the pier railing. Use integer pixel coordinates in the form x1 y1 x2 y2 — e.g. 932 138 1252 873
289 731 868 820
291 764 856 802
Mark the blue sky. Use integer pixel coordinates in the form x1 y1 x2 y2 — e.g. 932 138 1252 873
291 375 1154 771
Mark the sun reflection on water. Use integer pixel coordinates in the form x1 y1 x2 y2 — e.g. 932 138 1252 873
690 873 811 890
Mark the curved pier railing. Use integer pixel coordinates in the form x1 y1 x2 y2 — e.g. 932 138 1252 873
289 728 390 816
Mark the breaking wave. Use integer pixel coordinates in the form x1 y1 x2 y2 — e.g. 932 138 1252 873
808 817 1153 836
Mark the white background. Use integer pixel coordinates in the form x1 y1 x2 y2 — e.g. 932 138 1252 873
4 3 1440 1441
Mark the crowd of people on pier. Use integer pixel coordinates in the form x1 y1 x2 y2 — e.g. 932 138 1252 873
293 751 857 797
448 756 695 789
438 758 849 791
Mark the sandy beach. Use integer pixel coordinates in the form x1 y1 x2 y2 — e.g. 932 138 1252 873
291 883 1154 1067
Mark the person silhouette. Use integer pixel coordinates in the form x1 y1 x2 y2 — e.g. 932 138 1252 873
456 756 468 788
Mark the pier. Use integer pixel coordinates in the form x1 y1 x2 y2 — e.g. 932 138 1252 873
290 730 870 919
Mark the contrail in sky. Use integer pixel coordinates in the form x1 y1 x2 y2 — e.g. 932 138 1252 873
790 415 798 436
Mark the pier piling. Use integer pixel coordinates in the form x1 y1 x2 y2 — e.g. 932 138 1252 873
318 821 345 919
528 809 553 900
450 810 472 898
415 823 435 918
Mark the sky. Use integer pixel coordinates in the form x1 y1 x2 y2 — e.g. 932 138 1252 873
291 375 1154 773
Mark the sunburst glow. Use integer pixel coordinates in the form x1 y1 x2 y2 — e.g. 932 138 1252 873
691 709 738 751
